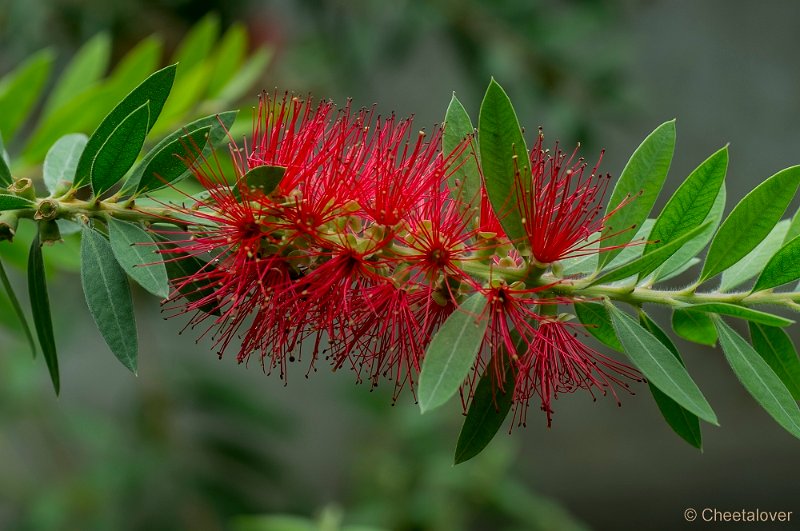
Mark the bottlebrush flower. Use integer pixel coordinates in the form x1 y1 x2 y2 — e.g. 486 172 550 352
459 282 550 410
331 280 425 399
248 91 336 193
513 319 642 427
517 130 630 264
354 116 451 227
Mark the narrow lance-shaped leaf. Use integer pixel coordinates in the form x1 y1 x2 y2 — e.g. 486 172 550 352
21 37 162 163
129 126 211 194
0 258 36 357
122 111 237 194
716 319 800 440
418 292 488 413
589 221 710 286
574 302 622 351
700 166 800 283
607 303 718 425
749 322 800 401
0 195 35 211
604 219 655 270
43 133 88 195
653 184 726 282
672 309 717 346
679 303 792 328
80 225 139 374
74 63 177 187
44 33 111 115
216 47 272 105
478 79 530 244
91 102 151 195
206 23 247 97
108 218 170 298
0 146 11 187
454 343 517 465
27 233 59 394
720 220 789 292
444 94 481 214
158 238 221 316
784 206 800 244
0 49 55 142
639 311 702 450
238 165 286 198
643 145 727 281
598 120 676 268
752 234 800 292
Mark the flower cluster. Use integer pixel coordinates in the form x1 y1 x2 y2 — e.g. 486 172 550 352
161 91 641 425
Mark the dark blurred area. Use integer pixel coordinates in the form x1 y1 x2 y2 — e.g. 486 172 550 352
1 0 800 530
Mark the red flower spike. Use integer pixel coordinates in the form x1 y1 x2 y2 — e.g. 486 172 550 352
459 284 552 411
248 91 335 192
517 131 633 264
355 116 450 227
514 319 642 427
332 281 426 400
400 184 479 283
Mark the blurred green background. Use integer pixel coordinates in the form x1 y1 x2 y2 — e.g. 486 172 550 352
1 0 800 529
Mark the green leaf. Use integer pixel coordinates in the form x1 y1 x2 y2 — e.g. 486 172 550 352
573 302 622 351
653 184 726 282
151 62 213 137
216 47 272 105
241 165 286 196
206 24 247 98
444 94 481 213
785 206 800 244
43 134 88 195
700 166 800 283
720 220 789 292
644 146 727 278
418 292 488 413
159 242 220 315
753 234 800 292
80 225 138 373
749 323 800 401
44 33 111 115
607 304 717 425
639 311 702 449
589 222 710 286
716 319 800 440
74 63 177 187
90 102 151 195
131 126 210 193
604 219 655 270
559 234 599 276
477 79 529 244
598 120 676 268
654 257 701 283
27 233 59 393
0 258 36 356
680 303 792 327
172 14 219 73
21 37 162 163
672 309 717 346
107 218 170 298
0 195 34 211
0 49 55 142
454 351 515 465
123 111 237 194
0 145 11 187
